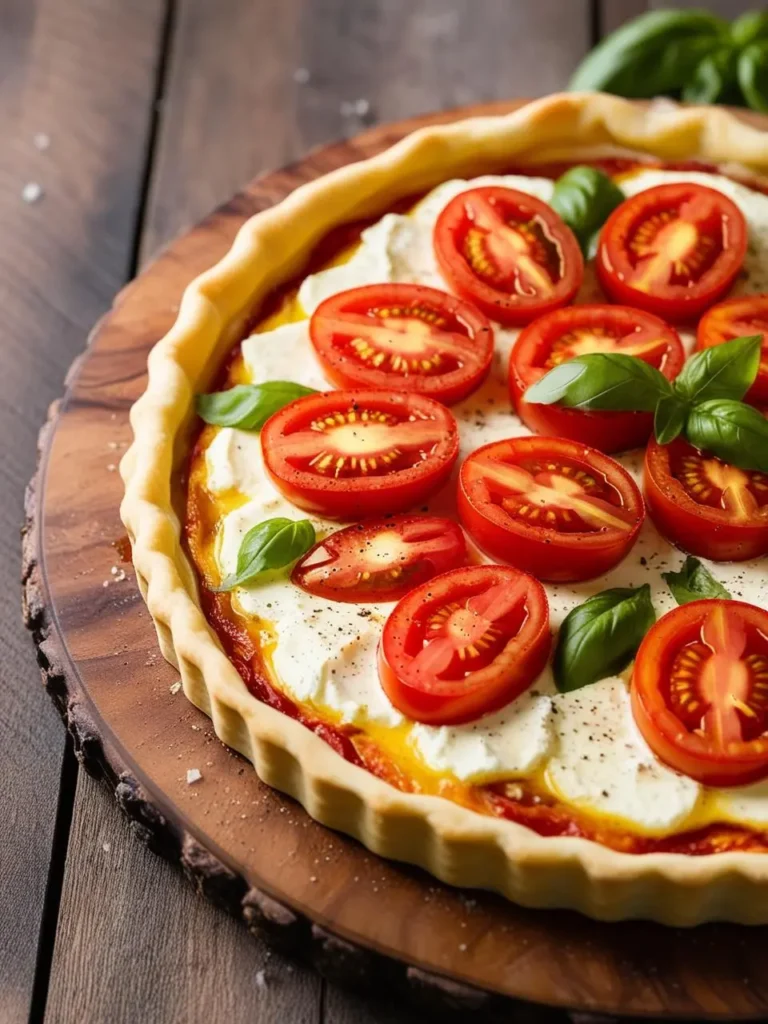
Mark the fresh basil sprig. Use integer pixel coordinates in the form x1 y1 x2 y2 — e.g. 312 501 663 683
525 352 671 412
196 381 316 430
525 335 768 473
550 167 624 258
554 585 656 693
662 556 731 606
215 517 316 592
686 398 768 473
569 8 768 113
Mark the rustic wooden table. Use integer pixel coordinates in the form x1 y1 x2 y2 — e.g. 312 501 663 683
1 1 757 1021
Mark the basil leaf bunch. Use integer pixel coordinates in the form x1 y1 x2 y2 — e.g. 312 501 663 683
569 8 768 113
662 556 731 606
525 334 768 472
215 518 316 592
550 167 625 258
196 381 317 430
554 585 656 693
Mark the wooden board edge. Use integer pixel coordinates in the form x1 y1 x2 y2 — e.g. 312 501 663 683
21 399 551 1021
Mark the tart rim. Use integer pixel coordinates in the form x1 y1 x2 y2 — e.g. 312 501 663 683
121 92 768 925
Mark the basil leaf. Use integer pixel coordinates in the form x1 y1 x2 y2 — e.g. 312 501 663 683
196 381 317 430
554 585 656 694
215 518 316 592
569 10 728 97
732 11 768 49
550 167 624 256
662 556 732 606
686 398 768 473
738 40 768 113
525 353 671 412
673 335 762 405
654 395 687 445
682 48 738 104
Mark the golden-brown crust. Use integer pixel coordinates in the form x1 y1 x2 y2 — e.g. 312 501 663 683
121 93 768 925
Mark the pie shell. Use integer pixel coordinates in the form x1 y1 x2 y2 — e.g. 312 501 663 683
121 92 768 925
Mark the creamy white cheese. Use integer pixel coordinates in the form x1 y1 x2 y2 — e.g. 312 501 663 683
205 169 768 831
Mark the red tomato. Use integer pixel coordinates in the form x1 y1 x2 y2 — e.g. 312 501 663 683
696 294 768 406
433 186 584 326
378 565 550 724
261 390 459 518
644 438 768 562
309 284 493 405
596 182 747 322
291 515 467 602
632 600 768 787
458 436 644 582
509 304 685 452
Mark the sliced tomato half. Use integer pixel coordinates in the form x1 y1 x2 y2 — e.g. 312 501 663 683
596 182 747 322
696 294 768 406
510 304 685 452
309 284 493 405
458 436 644 582
378 564 550 724
632 600 768 787
644 438 768 562
291 515 467 602
261 390 459 518
433 186 584 326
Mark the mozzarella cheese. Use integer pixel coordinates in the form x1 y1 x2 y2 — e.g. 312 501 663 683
204 170 768 833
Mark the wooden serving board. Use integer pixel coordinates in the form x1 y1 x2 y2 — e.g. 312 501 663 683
22 100 768 1020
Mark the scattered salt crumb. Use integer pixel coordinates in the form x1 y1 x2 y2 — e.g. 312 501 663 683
206 760 214 766
459 943 467 952
106 463 116 472
255 969 267 990
102 580 109 588
170 681 182 694
293 67 310 84
309 875 317 882
33 132 50 151
22 182 43 203
340 98 370 117
186 768 202 784
102 842 111 853
191 724 200 731
108 441 120 449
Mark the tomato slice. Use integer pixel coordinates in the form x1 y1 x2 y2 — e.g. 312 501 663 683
596 182 747 322
378 565 550 724
509 304 685 453
261 390 459 518
433 186 584 326
696 294 768 406
644 437 768 562
291 515 467 602
309 284 493 405
458 436 644 582
632 600 768 787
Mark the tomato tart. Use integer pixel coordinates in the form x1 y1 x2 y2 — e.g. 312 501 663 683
122 94 768 926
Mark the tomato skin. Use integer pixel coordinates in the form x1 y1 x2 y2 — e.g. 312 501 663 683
261 390 459 519
458 436 644 582
509 304 685 453
378 565 550 725
596 182 747 323
291 515 468 602
309 283 494 405
433 186 584 326
644 438 768 562
632 600 768 787
696 294 768 406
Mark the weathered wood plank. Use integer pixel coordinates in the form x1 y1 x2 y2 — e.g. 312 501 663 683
45 2 591 1023
44 775 321 1024
0 1 165 1021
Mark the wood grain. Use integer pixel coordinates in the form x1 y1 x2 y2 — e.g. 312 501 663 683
27 100 768 1022
45 4 592 1024
0 1 164 1021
